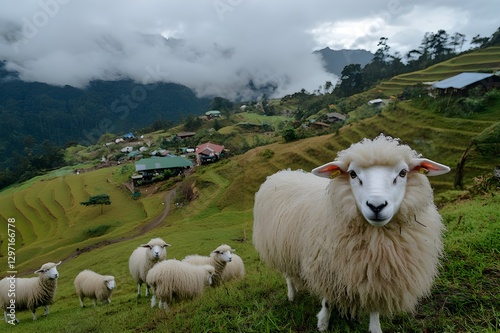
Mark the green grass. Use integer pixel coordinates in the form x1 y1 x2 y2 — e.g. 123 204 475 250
1 47 499 332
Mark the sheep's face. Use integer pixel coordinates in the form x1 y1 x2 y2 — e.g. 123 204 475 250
347 160 410 226
142 241 171 259
204 266 216 285
35 261 61 279
312 157 450 227
213 249 233 262
105 278 116 290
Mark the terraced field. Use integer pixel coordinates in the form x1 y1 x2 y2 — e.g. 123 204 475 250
377 46 500 96
0 166 161 272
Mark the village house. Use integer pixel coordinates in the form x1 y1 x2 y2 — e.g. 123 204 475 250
432 72 500 95
132 156 193 186
205 110 221 119
326 112 347 123
195 142 224 165
176 132 197 140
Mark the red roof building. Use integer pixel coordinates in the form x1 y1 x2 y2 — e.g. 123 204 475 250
196 142 224 165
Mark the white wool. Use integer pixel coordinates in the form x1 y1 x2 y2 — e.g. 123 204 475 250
253 135 449 332
0 261 61 323
182 244 234 287
221 253 245 282
146 259 214 310
128 237 170 297
74 270 116 307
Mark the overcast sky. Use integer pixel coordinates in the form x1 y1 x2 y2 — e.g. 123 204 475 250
0 0 498 100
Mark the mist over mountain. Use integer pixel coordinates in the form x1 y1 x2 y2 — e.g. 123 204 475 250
0 61 211 172
314 47 374 76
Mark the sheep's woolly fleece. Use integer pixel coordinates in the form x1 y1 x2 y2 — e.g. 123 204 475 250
253 135 445 318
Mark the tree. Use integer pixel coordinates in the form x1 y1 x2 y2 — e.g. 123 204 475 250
281 127 299 143
183 114 202 131
450 32 466 53
471 34 490 49
80 194 111 214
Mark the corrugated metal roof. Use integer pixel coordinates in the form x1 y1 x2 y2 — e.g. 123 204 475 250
433 72 494 89
135 156 192 172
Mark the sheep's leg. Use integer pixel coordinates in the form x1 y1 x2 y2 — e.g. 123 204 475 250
151 295 157 308
3 310 7 323
285 276 297 301
31 309 37 320
369 312 382 333
107 298 111 304
316 298 331 332
161 300 169 311
93 299 97 307
43 305 49 316
145 284 150 296
137 283 142 297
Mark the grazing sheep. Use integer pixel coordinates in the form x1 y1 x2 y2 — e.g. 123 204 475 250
74 270 116 307
221 253 245 282
146 259 215 310
253 135 451 333
0 261 61 324
129 237 171 297
182 244 234 287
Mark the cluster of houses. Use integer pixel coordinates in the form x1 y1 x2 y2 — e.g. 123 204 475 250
126 72 500 187
131 141 225 186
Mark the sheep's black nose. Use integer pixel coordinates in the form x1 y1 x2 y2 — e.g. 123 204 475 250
366 201 388 214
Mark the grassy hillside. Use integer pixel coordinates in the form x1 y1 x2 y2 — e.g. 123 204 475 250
376 46 500 96
1 48 499 331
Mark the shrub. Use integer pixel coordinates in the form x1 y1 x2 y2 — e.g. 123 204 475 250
85 225 111 238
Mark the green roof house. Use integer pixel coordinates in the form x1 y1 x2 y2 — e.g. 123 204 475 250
135 156 193 172
205 110 221 119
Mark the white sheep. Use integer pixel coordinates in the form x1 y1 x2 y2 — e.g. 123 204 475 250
221 253 245 282
146 259 215 310
182 244 234 287
128 237 171 297
0 261 61 324
253 135 450 333
74 270 116 307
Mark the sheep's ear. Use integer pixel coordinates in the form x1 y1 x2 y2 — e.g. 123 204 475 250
163 243 171 248
140 244 152 248
312 161 347 179
410 158 451 176
55 261 62 266
34 268 43 274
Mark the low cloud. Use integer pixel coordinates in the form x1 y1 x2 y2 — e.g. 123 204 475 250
0 0 497 100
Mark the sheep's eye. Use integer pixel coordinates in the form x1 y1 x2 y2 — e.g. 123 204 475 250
349 170 357 179
399 169 408 178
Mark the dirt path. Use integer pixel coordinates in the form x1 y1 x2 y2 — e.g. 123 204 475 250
62 187 177 262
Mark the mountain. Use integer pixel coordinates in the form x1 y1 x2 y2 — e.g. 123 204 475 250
314 47 373 76
0 61 211 170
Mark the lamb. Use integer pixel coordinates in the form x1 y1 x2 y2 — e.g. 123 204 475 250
128 237 171 297
0 261 61 324
146 259 215 310
74 270 116 307
221 253 245 282
253 134 451 333
182 244 234 287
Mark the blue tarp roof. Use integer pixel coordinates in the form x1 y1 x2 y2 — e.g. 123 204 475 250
432 73 494 89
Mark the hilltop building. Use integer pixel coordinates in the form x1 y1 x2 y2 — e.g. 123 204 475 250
432 72 500 95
